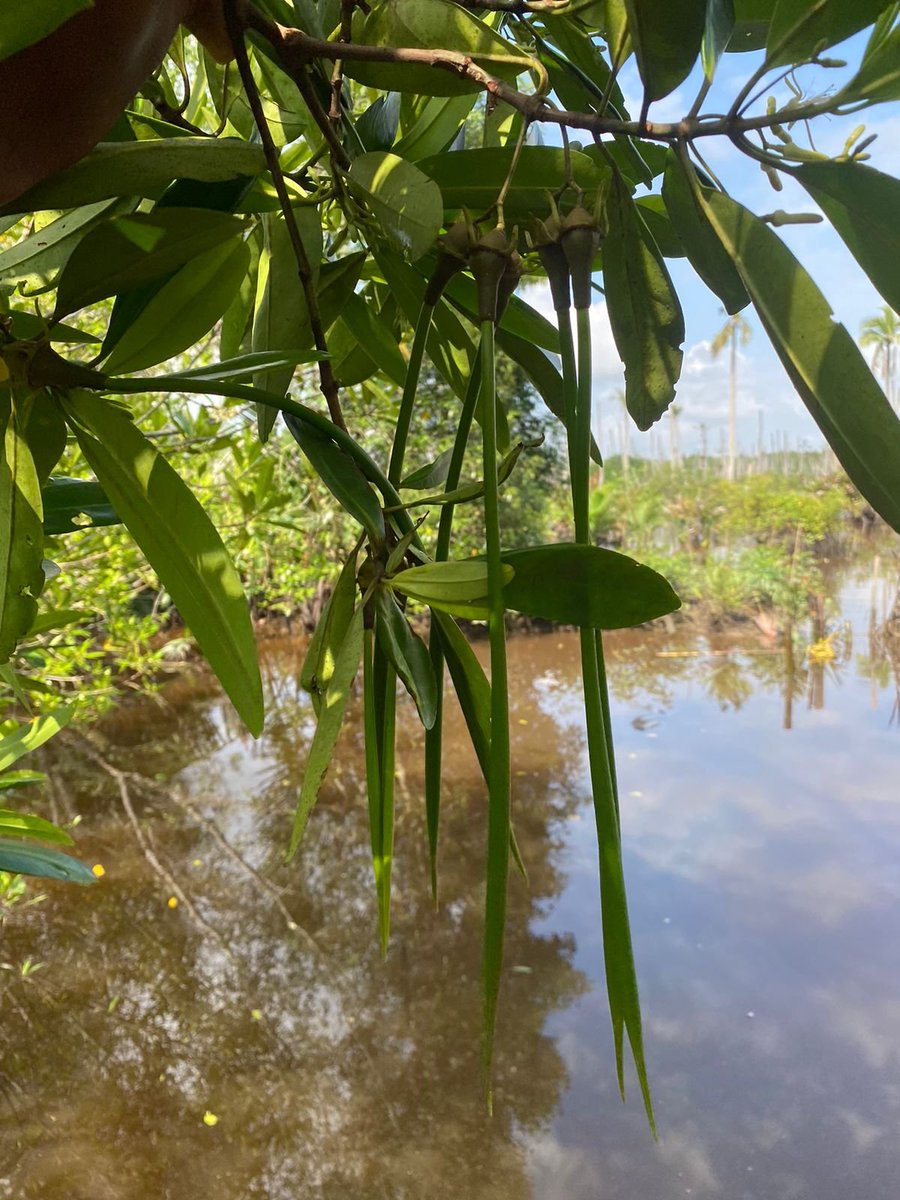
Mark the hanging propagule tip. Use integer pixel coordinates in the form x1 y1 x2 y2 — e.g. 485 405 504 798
424 212 478 306
470 225 516 325
529 192 569 312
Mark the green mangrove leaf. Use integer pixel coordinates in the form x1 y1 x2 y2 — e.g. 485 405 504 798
0 838 97 884
336 292 407 387
0 808 72 845
662 152 749 314
430 608 490 776
150 350 325 386
793 160 900 313
702 0 736 78
400 448 454 490
348 152 443 261
393 93 477 161
374 590 437 729
300 550 359 716
0 706 72 772
284 417 386 542
287 605 364 860
1 139 267 215
837 22 900 106
624 0 705 102
698 188 900 534
346 0 524 95
0 400 45 662
252 208 322 440
418 147 608 224
41 476 119 535
500 544 681 627
0 0 91 63
62 392 264 734
0 200 120 293
0 770 46 791
766 0 887 67
102 237 250 374
24 399 67 487
605 171 685 429
53 209 246 317
388 559 513 615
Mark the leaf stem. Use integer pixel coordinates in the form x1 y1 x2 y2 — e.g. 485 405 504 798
479 317 510 1111
389 302 434 486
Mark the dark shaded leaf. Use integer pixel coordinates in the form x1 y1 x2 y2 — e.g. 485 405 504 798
284 418 386 542
793 160 900 312
624 0 706 102
500 544 681 627
662 152 749 314
604 171 685 429
42 476 119 535
702 0 736 76
374 590 437 728
0 838 97 884
698 188 900 534
766 0 888 67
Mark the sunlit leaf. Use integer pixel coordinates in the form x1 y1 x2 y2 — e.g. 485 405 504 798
347 0 524 95
62 392 264 733
54 209 246 317
300 550 359 716
348 152 443 261
101 237 250 374
0 399 44 662
0 707 72 772
0 808 72 845
1 139 266 215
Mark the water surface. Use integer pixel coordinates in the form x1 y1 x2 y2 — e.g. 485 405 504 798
1 557 898 1199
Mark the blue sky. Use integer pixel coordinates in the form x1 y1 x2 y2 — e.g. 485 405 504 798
527 31 899 459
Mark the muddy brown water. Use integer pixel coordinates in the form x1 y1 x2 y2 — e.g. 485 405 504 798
1 558 898 1200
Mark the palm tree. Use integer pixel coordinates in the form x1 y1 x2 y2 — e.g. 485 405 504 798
860 306 900 412
711 311 752 481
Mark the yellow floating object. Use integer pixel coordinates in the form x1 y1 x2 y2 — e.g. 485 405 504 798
91 863 106 878
202 1111 219 1127
167 896 179 909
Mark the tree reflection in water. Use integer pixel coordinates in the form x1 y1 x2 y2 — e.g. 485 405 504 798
0 636 588 1200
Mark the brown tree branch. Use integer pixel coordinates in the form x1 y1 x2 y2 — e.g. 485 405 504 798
239 2 852 147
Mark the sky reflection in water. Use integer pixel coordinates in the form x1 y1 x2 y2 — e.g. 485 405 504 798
1 561 898 1200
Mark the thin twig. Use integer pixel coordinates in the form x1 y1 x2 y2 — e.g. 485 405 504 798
223 0 347 430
